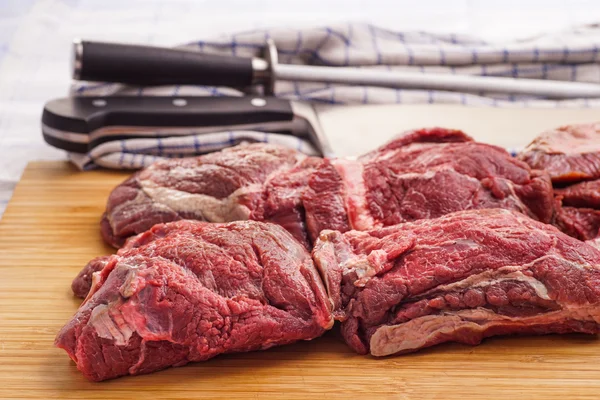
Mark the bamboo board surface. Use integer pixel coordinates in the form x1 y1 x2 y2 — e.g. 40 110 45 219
1 161 600 399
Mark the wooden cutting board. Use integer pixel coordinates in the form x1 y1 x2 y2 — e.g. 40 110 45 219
2 161 600 400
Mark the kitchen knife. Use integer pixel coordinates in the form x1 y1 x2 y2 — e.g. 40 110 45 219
41 96 333 157
73 39 600 98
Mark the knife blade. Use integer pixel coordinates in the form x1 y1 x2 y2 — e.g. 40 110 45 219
72 39 600 99
42 96 334 157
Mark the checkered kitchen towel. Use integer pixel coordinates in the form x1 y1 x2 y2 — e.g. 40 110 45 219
71 23 600 169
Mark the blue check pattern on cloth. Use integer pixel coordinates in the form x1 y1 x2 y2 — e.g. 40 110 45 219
72 23 600 170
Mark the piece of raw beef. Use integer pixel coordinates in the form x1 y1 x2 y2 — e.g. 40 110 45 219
518 123 600 240
100 143 320 248
311 208 600 356
100 128 554 249
56 220 333 381
302 128 553 242
518 123 600 184
71 255 110 298
553 179 600 240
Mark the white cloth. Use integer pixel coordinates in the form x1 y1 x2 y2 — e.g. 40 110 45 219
72 23 600 169
67 131 320 170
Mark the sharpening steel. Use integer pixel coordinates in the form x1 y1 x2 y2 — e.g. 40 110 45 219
72 39 600 98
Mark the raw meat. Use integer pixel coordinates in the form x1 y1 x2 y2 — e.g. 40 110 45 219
100 128 555 250
555 179 600 209
100 143 318 248
362 126 474 152
56 220 333 381
518 123 600 184
553 179 600 240
303 128 554 243
71 256 110 298
553 206 600 241
312 208 600 356
519 124 600 240
60 209 600 382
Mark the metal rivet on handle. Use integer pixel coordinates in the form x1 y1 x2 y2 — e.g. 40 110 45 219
251 98 267 107
92 99 107 107
173 99 187 107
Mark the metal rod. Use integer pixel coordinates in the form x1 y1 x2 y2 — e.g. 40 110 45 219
275 64 600 99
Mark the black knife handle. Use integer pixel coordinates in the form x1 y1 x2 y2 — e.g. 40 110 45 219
73 40 256 87
42 96 296 153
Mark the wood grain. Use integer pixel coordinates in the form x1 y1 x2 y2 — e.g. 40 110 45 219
1 161 600 399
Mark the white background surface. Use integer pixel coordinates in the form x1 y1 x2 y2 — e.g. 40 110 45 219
3 0 600 216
